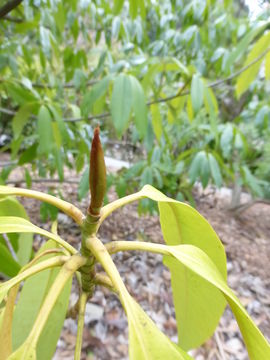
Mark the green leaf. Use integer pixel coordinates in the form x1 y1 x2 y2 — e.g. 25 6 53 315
111 74 132 137
37 105 54 155
0 197 33 266
82 76 111 116
126 296 192 360
189 151 205 183
236 32 270 98
265 51 270 80
129 75 148 138
139 185 227 350
12 104 34 139
113 0 125 14
208 153 222 187
150 104 162 142
191 74 204 114
0 242 21 277
162 244 270 360
78 165 89 200
224 22 270 72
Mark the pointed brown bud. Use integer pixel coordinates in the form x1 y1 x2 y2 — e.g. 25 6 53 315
88 126 106 216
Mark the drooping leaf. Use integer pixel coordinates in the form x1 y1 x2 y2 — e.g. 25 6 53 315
129 75 148 138
12 104 35 139
224 22 270 72
111 74 132 137
138 185 227 350
208 153 222 187
265 51 270 80
191 74 204 114
150 104 162 142
82 76 111 116
126 296 192 360
236 32 270 98
37 105 54 155
162 244 270 360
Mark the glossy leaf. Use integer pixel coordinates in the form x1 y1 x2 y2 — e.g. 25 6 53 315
82 76 111 116
126 296 192 360
162 244 270 360
139 185 227 350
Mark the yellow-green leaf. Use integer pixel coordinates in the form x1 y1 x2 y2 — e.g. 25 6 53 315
139 185 227 350
236 32 270 98
0 216 76 254
163 244 270 360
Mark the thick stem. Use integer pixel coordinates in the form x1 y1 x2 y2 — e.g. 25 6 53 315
74 292 88 360
79 213 100 294
85 236 129 300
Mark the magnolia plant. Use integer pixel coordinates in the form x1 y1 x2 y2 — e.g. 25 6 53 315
0 127 269 360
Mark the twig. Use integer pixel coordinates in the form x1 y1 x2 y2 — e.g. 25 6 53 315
0 47 269 123
229 199 270 214
0 0 23 19
2 15 23 22
5 178 79 185
214 331 227 360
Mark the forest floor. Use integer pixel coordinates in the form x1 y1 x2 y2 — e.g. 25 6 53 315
2 155 270 360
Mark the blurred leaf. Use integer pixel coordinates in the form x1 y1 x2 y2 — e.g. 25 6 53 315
129 75 148 138
225 22 270 72
82 76 111 116
266 51 270 80
111 74 132 137
236 32 270 98
78 165 89 200
208 153 222 187
12 104 35 139
191 74 204 113
37 105 54 155
151 104 162 142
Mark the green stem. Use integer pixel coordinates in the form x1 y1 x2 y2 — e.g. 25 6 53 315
85 236 129 300
26 254 86 346
74 292 88 360
1 256 70 297
79 213 99 294
106 240 171 257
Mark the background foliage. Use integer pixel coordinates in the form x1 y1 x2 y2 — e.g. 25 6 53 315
0 0 270 215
